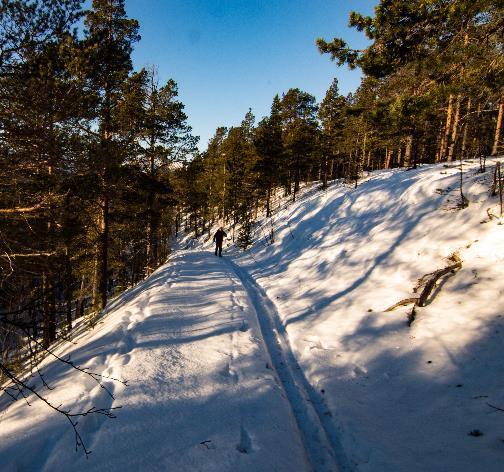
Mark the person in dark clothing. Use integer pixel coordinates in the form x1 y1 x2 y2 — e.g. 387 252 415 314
213 227 227 257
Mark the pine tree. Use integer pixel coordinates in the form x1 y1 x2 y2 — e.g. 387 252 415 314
0 4 89 346
237 210 254 250
221 110 258 236
280 88 319 200
254 95 285 216
317 0 504 169
202 126 228 222
319 79 348 187
81 0 140 309
138 68 197 275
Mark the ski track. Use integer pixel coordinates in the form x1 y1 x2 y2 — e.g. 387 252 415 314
224 256 351 472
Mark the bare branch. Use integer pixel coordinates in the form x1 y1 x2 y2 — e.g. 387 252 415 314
0 202 45 214
487 403 504 413
1 251 56 258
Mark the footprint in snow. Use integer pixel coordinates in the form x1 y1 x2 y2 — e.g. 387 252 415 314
220 363 238 383
239 320 249 332
304 335 333 351
236 425 253 454
353 365 368 377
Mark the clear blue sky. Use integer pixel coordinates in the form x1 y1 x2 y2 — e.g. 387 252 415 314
124 0 377 149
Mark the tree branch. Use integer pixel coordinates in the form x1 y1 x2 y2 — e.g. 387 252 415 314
0 202 45 214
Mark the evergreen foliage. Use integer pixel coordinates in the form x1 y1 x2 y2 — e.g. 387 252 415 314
236 211 254 250
0 1 196 389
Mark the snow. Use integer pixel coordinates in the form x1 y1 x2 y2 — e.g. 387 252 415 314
0 253 308 471
227 159 504 471
1 158 503 471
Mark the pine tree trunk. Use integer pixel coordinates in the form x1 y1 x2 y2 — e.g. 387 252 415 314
194 214 199 237
361 132 367 172
475 102 483 165
417 142 425 166
98 72 113 310
355 145 364 188
293 167 300 202
66 298 72 332
65 254 73 331
98 186 110 310
404 135 413 167
145 189 156 276
448 94 461 162
385 147 391 168
266 187 271 217
492 97 503 156
92 245 99 309
30 307 37 338
42 273 48 347
284 170 292 197
461 98 472 160
441 94 454 160
42 274 56 348
322 155 328 189
78 276 85 318
435 123 444 162
221 161 226 219
146 217 153 276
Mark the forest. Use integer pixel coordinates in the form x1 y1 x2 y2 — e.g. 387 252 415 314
0 0 503 410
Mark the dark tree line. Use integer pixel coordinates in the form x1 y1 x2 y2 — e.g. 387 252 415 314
182 0 502 243
0 0 196 414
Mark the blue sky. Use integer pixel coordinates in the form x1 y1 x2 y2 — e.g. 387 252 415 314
125 0 377 149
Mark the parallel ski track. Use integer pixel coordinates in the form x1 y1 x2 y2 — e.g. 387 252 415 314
226 257 351 472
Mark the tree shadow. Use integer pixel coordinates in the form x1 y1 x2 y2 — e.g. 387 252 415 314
303 309 504 471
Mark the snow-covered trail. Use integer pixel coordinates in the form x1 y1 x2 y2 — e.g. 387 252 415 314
0 250 312 472
226 257 349 472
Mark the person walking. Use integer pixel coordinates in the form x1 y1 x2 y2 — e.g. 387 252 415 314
213 227 227 257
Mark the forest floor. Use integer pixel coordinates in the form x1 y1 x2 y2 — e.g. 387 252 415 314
1 158 503 471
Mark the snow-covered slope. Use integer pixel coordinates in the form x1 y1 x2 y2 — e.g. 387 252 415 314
1 159 503 472
229 159 504 471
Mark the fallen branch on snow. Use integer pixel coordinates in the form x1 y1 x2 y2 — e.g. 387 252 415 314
417 253 462 307
385 253 463 325
487 403 504 413
385 298 418 312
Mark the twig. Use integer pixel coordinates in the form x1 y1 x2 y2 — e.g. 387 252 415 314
1 363 122 458
487 402 504 413
385 297 418 312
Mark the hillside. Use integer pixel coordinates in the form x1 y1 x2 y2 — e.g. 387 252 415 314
227 158 504 471
1 159 503 472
